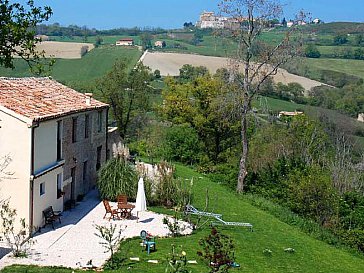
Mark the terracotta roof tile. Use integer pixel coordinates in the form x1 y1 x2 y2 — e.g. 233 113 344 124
0 77 108 122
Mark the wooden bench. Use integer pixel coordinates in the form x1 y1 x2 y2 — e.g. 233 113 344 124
43 206 61 229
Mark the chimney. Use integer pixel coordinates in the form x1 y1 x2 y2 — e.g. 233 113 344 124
85 93 93 106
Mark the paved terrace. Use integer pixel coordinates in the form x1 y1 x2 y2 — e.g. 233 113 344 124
0 190 192 269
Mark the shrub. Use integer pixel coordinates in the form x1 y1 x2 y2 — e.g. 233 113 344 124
339 229 364 252
154 161 193 209
165 244 190 273
0 201 34 257
197 227 235 273
305 44 321 58
286 166 339 225
97 157 137 201
163 125 201 165
80 45 89 56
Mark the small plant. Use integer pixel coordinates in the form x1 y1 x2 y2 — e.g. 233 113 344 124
94 223 126 268
263 248 273 256
197 227 235 273
0 201 35 257
97 156 137 201
163 212 185 237
165 244 191 273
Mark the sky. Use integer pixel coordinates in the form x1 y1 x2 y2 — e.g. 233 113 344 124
13 0 364 29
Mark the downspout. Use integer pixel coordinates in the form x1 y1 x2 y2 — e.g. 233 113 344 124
105 107 109 160
29 121 39 233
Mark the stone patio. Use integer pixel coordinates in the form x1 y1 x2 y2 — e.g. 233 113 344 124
0 190 192 269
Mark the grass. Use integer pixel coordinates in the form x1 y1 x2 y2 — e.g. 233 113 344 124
303 58 364 80
0 45 142 91
49 35 143 45
2 164 364 272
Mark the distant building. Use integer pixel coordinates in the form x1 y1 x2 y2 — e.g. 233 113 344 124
154 40 166 48
358 113 364 122
278 111 304 118
35 34 49 41
196 11 240 29
312 18 322 24
116 38 134 46
287 21 294 28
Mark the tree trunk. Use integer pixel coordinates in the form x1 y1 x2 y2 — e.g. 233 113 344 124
237 108 249 193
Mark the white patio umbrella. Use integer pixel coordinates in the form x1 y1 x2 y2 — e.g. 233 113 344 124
135 177 147 222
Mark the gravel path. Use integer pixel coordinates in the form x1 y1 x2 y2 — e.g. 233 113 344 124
0 190 192 270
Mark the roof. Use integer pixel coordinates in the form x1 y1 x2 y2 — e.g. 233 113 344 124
118 38 134 41
0 77 108 122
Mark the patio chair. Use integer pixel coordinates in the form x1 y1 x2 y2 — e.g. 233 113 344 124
102 200 120 221
117 194 128 205
212 216 253 231
117 194 135 219
140 230 156 254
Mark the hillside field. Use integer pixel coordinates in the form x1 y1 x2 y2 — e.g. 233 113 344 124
142 52 325 91
35 41 94 59
0 45 141 91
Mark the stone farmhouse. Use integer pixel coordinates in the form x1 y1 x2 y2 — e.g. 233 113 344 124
115 38 134 46
196 11 240 29
0 77 118 230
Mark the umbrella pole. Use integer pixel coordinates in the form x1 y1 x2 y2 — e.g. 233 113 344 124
137 211 139 223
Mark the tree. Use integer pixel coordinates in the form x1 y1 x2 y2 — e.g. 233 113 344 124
219 0 304 192
179 64 208 82
0 0 52 72
97 60 152 140
281 17 287 27
354 34 363 46
333 34 348 45
161 75 238 164
140 32 152 50
94 35 103 48
305 44 321 58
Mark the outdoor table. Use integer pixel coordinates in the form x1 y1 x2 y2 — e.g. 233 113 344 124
117 203 135 219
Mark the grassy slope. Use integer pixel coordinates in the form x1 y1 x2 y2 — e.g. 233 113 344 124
0 45 142 90
255 96 364 150
4 165 363 273
49 35 142 45
303 58 364 80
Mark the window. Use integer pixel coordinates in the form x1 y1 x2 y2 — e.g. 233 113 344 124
72 117 78 143
57 120 63 160
97 111 102 132
57 173 63 199
84 114 89 139
71 167 76 200
40 182 45 196
83 161 88 182
96 146 102 171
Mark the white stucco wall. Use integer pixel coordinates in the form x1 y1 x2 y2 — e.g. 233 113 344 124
33 169 64 229
34 120 58 173
0 109 32 226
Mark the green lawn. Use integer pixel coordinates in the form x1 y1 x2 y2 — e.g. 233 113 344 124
304 58 364 80
49 35 142 45
0 45 142 91
3 164 364 273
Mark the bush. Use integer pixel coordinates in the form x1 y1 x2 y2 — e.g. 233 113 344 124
163 125 201 165
339 229 364 252
197 227 235 273
305 44 321 58
97 157 137 201
286 166 339 225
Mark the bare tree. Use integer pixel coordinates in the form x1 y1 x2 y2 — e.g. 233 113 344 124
219 0 304 192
